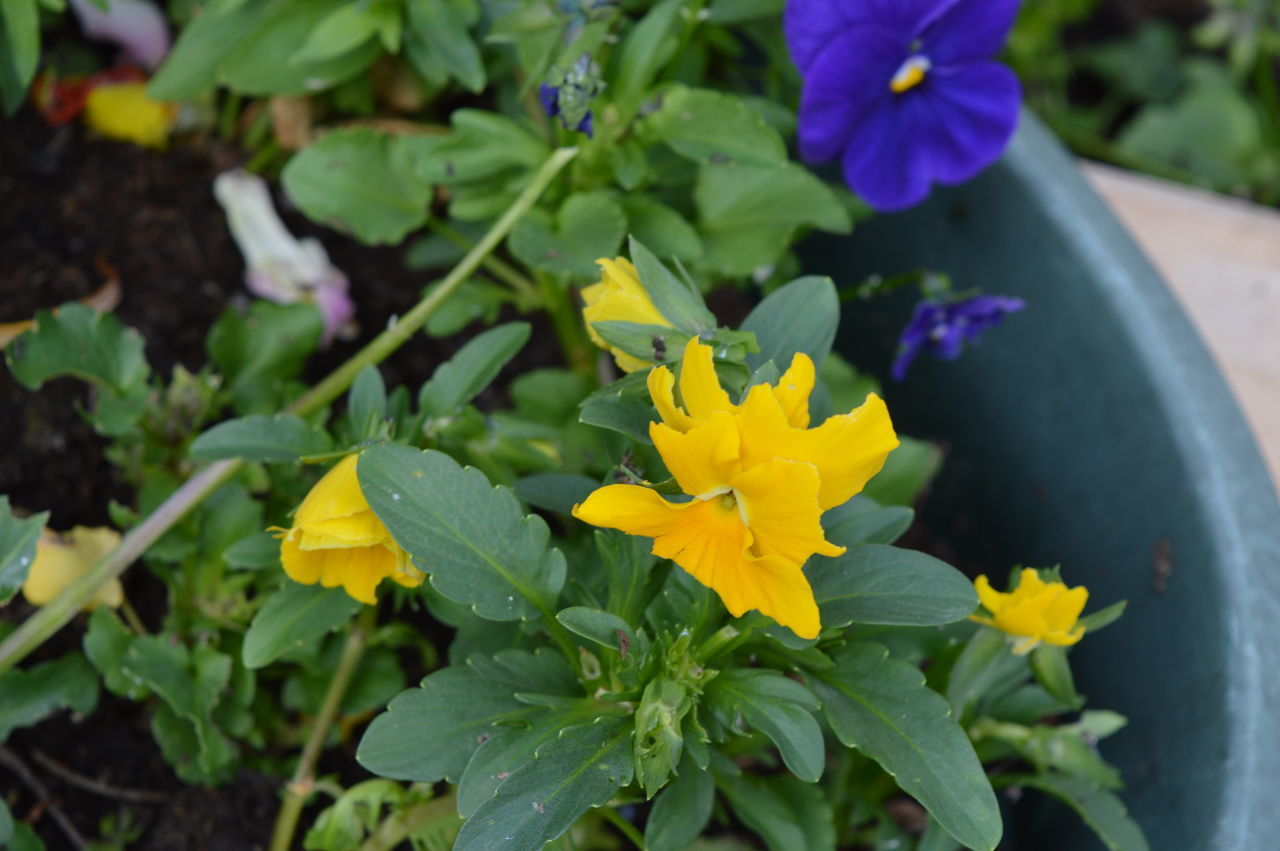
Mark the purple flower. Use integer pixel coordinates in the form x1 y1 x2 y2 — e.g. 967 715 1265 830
785 0 1022 212
891 294 1025 380
539 83 594 136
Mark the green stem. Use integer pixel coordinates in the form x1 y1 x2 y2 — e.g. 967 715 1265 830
0 147 580 678
598 806 645 849
358 789 460 851
270 608 374 851
538 272 593 376
427 217 541 305
694 623 744 665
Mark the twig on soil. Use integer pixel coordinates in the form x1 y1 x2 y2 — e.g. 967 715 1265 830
0 746 88 849
30 749 170 804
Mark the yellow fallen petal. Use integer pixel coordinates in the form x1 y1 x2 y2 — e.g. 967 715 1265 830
773 352 816 429
733 458 844 565
83 82 177 149
23 527 123 609
650 411 741 498
677 338 732 421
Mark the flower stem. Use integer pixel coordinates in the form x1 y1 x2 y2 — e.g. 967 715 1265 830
598 805 645 849
269 607 374 851
0 147 580 677
426 217 541 305
358 788 460 851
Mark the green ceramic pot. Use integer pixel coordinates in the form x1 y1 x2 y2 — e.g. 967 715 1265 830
807 114 1280 850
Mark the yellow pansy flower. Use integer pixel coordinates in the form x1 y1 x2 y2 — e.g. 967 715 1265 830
581 257 674 373
83 82 178 149
972 568 1088 655
23 526 123 610
274 454 424 605
573 338 898 639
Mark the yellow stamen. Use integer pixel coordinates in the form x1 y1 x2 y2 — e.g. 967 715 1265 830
890 56 931 94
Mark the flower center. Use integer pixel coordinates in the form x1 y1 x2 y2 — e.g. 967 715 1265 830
890 55 931 94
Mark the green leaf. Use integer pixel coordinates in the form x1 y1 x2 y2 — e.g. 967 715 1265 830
224 532 282 570
454 718 633 850
591 321 691 365
811 642 1002 851
945 625 1027 721
242 580 361 669
645 753 714 851
83 609 148 700
419 322 531 417
1000 773 1150 851
812 544 977 628
0 795 11 846
1031 645 1083 709
360 649 575 783
0 653 98 742
714 763 834 851
358 445 566 620
556 607 634 653
621 195 703 262
1080 600 1127 634
190 413 332 462
406 0 486 93
0 0 39 115
514 473 598 515
705 669 824 782
649 86 786 166
741 276 839 371
863 437 943 507
289 2 378 65
628 237 716 335
207 301 323 415
456 698 601 817
421 110 549 185
695 163 851 275
579 371 656 443
6 303 148 395
509 192 627 278
6 822 41 851
283 128 436 245
0 497 47 605
822 495 913 547
346 365 388 437
612 0 683 121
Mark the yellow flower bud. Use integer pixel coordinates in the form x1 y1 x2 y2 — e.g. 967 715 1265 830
581 257 674 373
972 568 1089 655
274 454 423 605
23 526 124 610
83 82 177 149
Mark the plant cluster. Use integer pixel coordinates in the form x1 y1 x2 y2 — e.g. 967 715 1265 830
0 1 1151 850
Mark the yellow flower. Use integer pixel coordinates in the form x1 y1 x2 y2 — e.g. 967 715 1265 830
23 526 123 610
275 454 424 605
581 257 674 373
83 82 178 149
971 568 1088 655
573 338 898 638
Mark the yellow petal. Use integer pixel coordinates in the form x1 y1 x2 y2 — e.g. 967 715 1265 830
974 575 1007 614
298 543 400 605
994 605 1045 639
677 338 732 421
1010 567 1047 601
582 257 671 373
648 366 697 432
650 411 741 498
83 82 177 149
298 509 391 550
774 353 816 429
733 459 844 565
1043 585 1089 632
1043 625 1086 647
23 527 123 609
730 554 821 640
294 454 369 526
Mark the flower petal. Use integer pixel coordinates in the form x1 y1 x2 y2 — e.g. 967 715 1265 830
774 353 816 429
294 454 368 525
797 27 900 164
925 0 1020 65
915 60 1021 186
974 574 1007 614
784 0 863 75
841 94 935 212
677 338 732 421
583 257 670 373
1043 585 1089 632
650 411 741 498
863 0 963 37
733 459 845 564
647 365 697 432
298 510 390 550
733 554 822 640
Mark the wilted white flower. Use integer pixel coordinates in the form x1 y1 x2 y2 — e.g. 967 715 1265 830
213 169 354 343
69 0 171 70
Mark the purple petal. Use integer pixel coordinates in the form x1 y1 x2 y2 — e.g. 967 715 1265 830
915 61 1022 185
925 0 1021 65
840 95 935 212
70 0 171 70
797 27 902 164
539 84 560 118
861 0 964 39
891 340 924 381
784 0 863 75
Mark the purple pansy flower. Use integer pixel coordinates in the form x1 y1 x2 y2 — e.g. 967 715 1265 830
539 84 594 136
785 0 1023 212
891 294 1026 380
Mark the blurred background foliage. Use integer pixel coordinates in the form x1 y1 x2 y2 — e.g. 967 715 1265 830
1010 0 1280 204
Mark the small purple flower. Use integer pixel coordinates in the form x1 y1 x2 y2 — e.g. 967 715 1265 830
892 294 1025 380
785 0 1022 212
